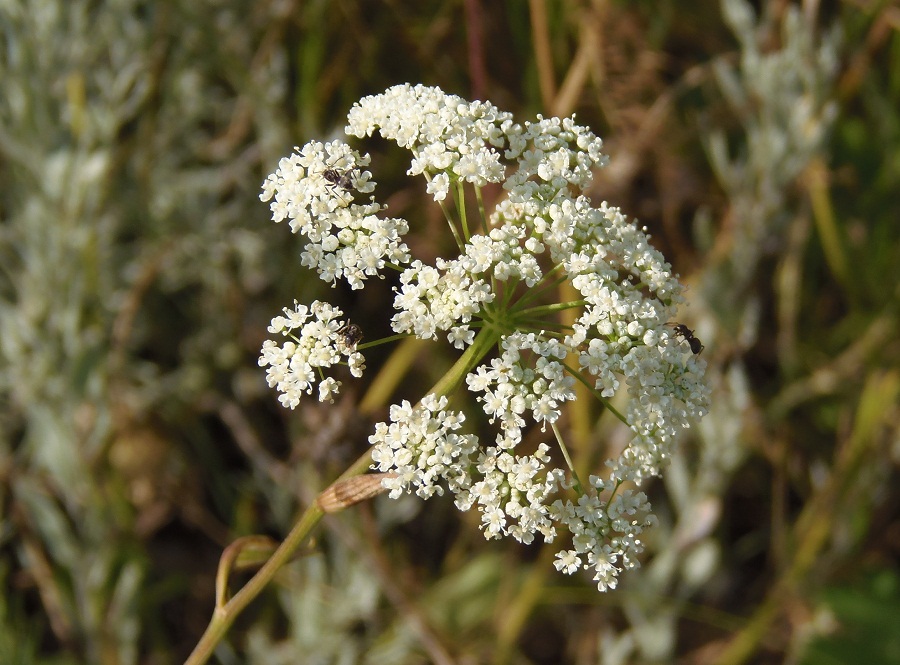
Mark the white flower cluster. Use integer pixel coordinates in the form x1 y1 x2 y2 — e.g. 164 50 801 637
259 140 410 289
391 258 495 347
369 395 655 591
259 84 709 591
550 478 657 591
370 394 564 546
258 300 365 407
466 332 575 430
346 83 514 201
371 394 478 500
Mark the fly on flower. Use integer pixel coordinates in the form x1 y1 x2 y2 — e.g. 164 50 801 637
337 322 363 351
323 167 355 201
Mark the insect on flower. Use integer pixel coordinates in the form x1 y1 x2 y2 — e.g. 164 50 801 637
337 322 364 350
668 323 704 355
322 168 355 201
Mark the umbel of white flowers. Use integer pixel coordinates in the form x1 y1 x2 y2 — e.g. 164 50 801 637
258 84 709 592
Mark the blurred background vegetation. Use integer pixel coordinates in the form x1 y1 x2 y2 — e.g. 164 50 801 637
1 0 898 663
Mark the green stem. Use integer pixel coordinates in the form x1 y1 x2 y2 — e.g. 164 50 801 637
475 185 489 234
603 479 624 510
513 300 586 318
426 172 464 250
357 332 410 351
508 318 571 333
510 266 567 309
498 276 521 311
562 362 629 426
185 327 502 665
429 325 502 398
184 451 370 665
455 180 470 242
551 421 584 495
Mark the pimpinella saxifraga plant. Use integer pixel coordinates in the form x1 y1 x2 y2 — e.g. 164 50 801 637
257 84 709 592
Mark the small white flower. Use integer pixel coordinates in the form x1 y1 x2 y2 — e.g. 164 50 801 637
554 550 582 575
369 395 479 500
426 172 451 201
318 377 340 403
346 84 514 201
448 325 475 349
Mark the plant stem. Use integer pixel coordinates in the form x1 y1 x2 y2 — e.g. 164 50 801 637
185 327 501 664
552 421 584 494
456 180 471 241
428 324 501 398
184 449 373 665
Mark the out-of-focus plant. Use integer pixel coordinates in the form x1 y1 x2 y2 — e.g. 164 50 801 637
0 1 294 662
605 2 900 664
605 0 845 662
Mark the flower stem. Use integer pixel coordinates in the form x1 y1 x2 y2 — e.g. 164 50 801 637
429 325 502 398
475 186 489 234
551 421 584 494
455 180 471 242
185 328 501 664
426 172 464 249
562 362 629 425
513 300 586 318
184 451 372 665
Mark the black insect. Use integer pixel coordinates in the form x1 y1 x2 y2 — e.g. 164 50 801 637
322 168 355 200
668 323 704 355
337 322 363 350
